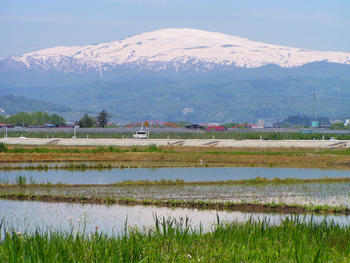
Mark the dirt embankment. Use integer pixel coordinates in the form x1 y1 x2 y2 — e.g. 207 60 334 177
1 145 350 169
1 193 349 215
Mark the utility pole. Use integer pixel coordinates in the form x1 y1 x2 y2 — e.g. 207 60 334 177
312 89 315 122
73 126 79 139
311 89 318 128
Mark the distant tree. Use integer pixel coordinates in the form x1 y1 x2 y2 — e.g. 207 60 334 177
97 110 111 128
6 111 66 126
33 111 49 125
78 113 96 128
278 115 330 128
0 115 7 123
330 123 349 130
221 122 240 128
50 114 66 126
9 112 31 126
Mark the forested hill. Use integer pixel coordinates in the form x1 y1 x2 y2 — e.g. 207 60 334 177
0 95 70 115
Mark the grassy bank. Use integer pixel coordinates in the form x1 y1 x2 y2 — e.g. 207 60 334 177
3 176 350 188
1 193 349 214
1 217 350 262
3 144 350 155
1 145 350 169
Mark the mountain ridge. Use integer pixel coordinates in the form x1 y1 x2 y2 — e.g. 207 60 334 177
2 28 350 74
1 28 350 122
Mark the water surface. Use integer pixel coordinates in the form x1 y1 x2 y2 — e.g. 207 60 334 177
1 199 349 235
1 166 350 184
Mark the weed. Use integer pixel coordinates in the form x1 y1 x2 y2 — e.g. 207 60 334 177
15 175 27 187
0 143 8 153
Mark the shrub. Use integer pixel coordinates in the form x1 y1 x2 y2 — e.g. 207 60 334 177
16 175 27 187
0 143 8 153
146 144 162 152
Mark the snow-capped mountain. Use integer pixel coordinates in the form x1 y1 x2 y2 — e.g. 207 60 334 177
1 28 350 123
2 28 350 74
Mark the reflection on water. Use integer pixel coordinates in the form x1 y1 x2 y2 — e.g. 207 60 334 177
1 166 350 184
0 200 349 234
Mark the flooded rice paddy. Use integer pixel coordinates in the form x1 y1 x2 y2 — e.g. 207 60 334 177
1 199 350 234
1 165 350 234
1 166 350 184
2 182 350 207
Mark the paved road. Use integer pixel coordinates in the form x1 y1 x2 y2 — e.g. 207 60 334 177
2 127 350 134
1 138 349 148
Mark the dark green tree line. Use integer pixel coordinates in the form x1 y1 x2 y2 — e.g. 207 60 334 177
0 111 66 126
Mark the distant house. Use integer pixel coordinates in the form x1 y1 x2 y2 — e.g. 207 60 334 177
0 123 14 128
251 119 265 129
43 123 56 128
205 125 227 131
106 122 117 127
185 124 204 130
251 124 264 129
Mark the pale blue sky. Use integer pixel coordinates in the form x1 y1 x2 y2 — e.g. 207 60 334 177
1 0 349 57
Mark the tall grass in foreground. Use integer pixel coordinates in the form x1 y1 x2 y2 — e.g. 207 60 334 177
1 217 350 262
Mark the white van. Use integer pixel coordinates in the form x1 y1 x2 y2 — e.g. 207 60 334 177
133 130 148 139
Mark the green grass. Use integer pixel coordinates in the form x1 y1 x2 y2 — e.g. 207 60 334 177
3 177 350 188
0 163 121 171
1 217 350 262
202 150 304 156
4 145 169 154
4 144 350 157
109 177 350 187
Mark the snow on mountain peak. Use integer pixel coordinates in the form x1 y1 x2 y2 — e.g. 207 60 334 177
7 28 350 72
